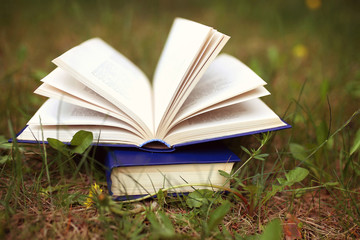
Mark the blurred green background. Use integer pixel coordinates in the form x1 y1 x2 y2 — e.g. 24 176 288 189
1 1 360 238
1 0 359 140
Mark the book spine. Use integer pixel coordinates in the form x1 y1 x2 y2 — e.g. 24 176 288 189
139 139 171 148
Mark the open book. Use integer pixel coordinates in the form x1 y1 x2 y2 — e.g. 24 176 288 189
17 18 289 149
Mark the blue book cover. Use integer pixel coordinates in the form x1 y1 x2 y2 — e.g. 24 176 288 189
104 142 241 199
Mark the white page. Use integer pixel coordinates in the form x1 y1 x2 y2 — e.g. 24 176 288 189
53 38 153 137
157 32 230 138
18 125 144 146
39 68 125 115
169 87 270 128
27 99 142 137
34 68 151 137
35 84 131 123
164 98 286 146
152 18 214 133
174 54 267 122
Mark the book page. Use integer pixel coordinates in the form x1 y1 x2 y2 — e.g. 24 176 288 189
34 68 150 136
111 162 233 196
164 98 287 146
18 125 144 146
156 32 230 139
169 87 270 128
173 54 267 124
152 18 215 133
27 99 143 138
35 84 151 137
35 84 135 126
39 68 124 115
52 38 154 137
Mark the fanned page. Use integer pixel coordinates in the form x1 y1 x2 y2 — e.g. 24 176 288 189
157 32 230 139
34 68 149 138
164 98 288 146
18 99 144 146
27 99 139 134
152 18 228 136
169 54 269 129
19 126 143 146
52 38 154 138
39 68 124 115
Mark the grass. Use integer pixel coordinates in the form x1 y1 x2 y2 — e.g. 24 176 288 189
1 0 360 239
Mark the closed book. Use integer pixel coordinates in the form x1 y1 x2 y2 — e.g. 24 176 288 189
105 142 240 200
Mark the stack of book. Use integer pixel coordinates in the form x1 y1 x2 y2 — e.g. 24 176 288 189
15 18 290 198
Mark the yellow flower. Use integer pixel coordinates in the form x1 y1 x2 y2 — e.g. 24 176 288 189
306 0 322 10
84 182 103 208
292 44 308 59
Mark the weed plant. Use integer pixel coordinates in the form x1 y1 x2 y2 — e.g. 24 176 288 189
1 0 359 239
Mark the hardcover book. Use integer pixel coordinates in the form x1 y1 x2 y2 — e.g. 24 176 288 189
15 18 290 150
105 142 240 198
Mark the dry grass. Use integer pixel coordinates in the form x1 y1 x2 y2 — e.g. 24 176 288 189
1 0 360 239
1 145 359 239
